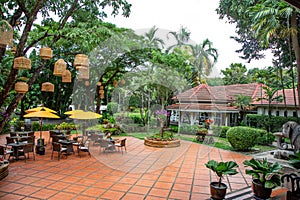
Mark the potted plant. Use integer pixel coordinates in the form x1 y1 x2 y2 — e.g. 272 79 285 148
205 160 239 200
243 158 282 200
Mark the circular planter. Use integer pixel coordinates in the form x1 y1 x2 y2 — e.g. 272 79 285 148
144 137 180 148
210 182 227 200
252 179 272 200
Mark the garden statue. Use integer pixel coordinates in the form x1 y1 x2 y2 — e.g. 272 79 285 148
280 121 300 153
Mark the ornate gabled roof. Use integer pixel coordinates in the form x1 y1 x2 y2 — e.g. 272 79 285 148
167 103 239 112
173 83 264 103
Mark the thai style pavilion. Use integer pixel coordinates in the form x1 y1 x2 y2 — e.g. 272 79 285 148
167 83 299 126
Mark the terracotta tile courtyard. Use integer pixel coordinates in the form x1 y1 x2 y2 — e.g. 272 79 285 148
0 133 256 199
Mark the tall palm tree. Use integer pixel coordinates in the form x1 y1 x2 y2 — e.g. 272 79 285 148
189 39 218 80
166 26 191 52
144 26 165 49
248 0 300 110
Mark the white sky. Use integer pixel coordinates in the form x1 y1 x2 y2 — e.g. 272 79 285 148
106 0 273 77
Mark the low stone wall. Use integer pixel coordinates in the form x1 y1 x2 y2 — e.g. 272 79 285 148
144 138 180 148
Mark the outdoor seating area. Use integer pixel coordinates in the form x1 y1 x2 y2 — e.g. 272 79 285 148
0 134 257 199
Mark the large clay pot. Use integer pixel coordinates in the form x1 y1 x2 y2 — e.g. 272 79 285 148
252 179 272 200
210 182 227 200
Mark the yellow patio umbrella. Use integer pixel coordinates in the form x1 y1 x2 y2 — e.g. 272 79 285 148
24 110 60 140
69 111 102 135
64 109 84 115
69 111 102 119
25 106 57 113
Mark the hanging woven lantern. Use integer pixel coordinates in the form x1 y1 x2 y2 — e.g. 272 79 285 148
62 70 71 83
0 20 13 48
77 66 89 80
53 59 66 76
11 46 16 54
40 47 53 60
99 89 104 94
74 54 89 68
97 82 102 86
120 79 126 85
14 82 28 94
100 93 104 99
13 57 31 70
100 86 104 90
113 80 118 87
85 81 89 86
41 82 54 92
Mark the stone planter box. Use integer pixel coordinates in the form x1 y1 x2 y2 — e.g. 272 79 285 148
144 137 180 148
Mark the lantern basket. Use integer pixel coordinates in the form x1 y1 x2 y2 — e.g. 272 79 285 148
85 81 89 86
62 70 71 83
100 86 104 90
41 82 54 92
100 93 105 99
113 80 118 87
13 57 31 70
120 79 126 85
53 59 66 76
40 47 53 60
15 82 28 94
0 20 13 48
74 54 89 68
97 82 102 86
99 89 104 94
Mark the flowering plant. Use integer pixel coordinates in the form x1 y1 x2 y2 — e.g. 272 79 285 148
155 110 169 122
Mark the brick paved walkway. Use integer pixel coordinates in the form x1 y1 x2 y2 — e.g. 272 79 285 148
0 134 253 199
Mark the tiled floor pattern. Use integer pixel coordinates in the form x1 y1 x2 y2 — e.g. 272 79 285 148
0 135 254 199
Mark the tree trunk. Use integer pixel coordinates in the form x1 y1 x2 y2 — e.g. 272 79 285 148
291 12 300 111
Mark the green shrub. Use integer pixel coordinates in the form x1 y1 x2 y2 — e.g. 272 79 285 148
42 124 56 131
107 102 118 114
169 125 178 133
32 122 40 131
179 124 199 135
257 132 275 145
226 126 259 151
219 126 231 138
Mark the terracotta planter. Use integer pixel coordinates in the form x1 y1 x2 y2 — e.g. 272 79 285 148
252 179 272 200
210 182 227 200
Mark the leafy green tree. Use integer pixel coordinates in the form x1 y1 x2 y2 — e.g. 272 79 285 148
221 63 249 85
0 0 132 133
234 94 252 124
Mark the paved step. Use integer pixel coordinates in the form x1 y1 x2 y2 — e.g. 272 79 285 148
225 186 253 200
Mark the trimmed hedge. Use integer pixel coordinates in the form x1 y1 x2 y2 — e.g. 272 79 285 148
227 126 260 151
179 124 199 135
247 114 300 132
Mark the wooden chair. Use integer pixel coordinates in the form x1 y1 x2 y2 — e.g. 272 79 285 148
115 138 127 154
0 145 13 160
10 132 17 137
77 138 91 158
27 131 35 137
51 142 67 160
18 143 35 162
98 139 115 153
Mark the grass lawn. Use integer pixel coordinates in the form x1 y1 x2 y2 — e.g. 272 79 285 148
125 132 277 154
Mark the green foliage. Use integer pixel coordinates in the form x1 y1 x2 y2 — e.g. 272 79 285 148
226 126 259 151
54 122 76 130
221 126 231 138
257 132 275 145
107 102 118 114
221 63 249 85
288 152 300 169
148 131 175 141
32 122 40 131
179 124 199 135
128 113 143 124
205 160 238 186
169 125 178 133
42 124 56 131
247 114 300 132
243 158 282 189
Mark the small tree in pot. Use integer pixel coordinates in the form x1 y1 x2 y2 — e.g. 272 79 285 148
243 158 282 200
205 160 239 200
